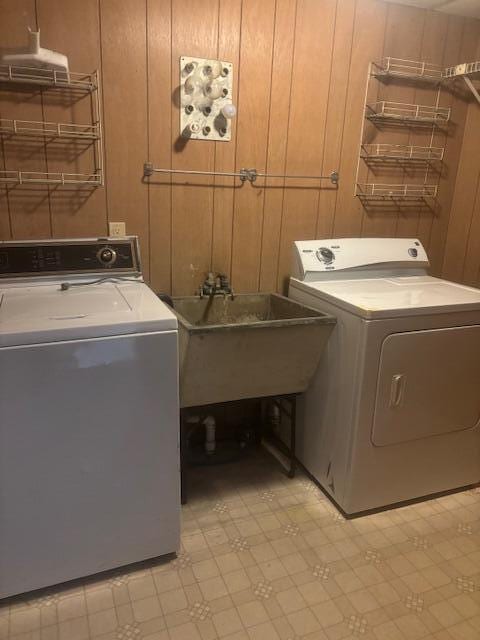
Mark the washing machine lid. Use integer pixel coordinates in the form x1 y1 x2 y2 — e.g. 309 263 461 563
0 281 177 347
290 275 480 319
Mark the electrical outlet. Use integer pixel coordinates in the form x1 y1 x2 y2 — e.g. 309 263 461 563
109 222 126 237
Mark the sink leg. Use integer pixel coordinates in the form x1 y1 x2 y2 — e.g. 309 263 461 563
288 394 297 479
180 408 187 505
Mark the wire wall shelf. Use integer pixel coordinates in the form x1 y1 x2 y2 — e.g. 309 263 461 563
444 60 480 79
0 65 103 187
356 183 438 200
366 101 450 125
0 65 97 91
372 57 443 82
0 170 102 186
361 144 444 163
0 118 100 140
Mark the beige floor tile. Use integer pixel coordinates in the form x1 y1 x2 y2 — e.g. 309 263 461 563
275 586 306 614
334 570 364 594
447 621 479 640
193 559 221 582
259 559 288 582
212 607 244 637
58 616 90 640
143 631 169 640
347 588 380 614
223 569 251 594
247 620 280 640
394 613 429 640
168 620 202 640
298 580 331 605
287 607 321 635
85 587 115 614
132 595 162 622
401 571 433 593
153 569 182 594
311 599 344 628
5 452 480 640
237 601 269 628
9 608 41 636
88 608 117 637
198 577 228 601
127 575 156 602
429 600 464 627
57 593 87 621
372 620 406 640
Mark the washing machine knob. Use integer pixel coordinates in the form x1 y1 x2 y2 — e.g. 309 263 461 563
316 247 335 264
97 247 117 266
408 248 418 258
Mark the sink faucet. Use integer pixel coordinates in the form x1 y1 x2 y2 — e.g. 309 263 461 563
199 272 234 299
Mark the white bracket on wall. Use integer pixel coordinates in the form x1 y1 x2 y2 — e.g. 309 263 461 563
180 56 236 141
444 61 480 106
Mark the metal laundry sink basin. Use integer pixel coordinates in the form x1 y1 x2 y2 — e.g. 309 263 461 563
172 293 336 407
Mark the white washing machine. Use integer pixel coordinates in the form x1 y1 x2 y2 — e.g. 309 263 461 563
0 237 180 598
289 238 480 516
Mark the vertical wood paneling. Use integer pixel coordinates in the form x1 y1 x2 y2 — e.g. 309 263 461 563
428 17 480 275
361 3 425 239
316 0 356 240
230 0 275 293
170 0 218 295
462 179 480 287
413 10 449 250
147 0 172 294
1 0 479 292
101 0 150 278
333 0 387 238
211 0 242 278
0 0 52 239
258 0 297 292
443 32 480 286
37 0 107 238
277 0 337 292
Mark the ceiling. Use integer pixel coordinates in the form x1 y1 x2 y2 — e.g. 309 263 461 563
381 0 480 18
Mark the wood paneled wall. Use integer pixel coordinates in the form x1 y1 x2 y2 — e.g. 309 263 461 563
1 0 479 294
442 35 480 288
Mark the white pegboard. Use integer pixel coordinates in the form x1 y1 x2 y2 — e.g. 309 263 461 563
180 56 234 141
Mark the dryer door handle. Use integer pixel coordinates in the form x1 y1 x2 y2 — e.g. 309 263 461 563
389 374 405 408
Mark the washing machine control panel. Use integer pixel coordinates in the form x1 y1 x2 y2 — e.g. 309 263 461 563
0 237 140 278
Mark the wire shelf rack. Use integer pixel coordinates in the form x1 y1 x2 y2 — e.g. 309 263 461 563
0 65 103 187
0 64 97 91
361 144 444 163
356 183 438 199
0 170 102 186
366 101 450 125
372 57 443 82
444 60 480 79
0 118 100 140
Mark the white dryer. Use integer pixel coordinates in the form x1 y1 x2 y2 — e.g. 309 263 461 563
0 237 180 598
289 238 480 516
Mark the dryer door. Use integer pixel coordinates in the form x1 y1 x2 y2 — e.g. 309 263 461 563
372 325 480 446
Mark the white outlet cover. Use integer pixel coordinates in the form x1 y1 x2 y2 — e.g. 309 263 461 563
109 222 126 237
180 56 234 142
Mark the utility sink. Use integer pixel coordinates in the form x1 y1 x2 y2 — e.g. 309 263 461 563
172 293 336 408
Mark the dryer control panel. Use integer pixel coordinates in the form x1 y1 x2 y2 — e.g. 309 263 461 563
0 237 141 278
291 238 429 281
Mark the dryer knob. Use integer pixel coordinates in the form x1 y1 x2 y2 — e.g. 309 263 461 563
97 247 117 266
316 247 335 264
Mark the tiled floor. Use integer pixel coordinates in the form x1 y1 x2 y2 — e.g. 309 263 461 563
1 448 479 640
